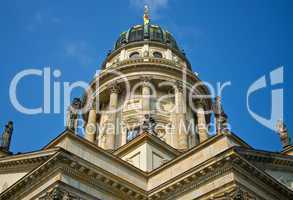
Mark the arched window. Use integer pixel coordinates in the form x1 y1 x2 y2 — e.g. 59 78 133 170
129 27 143 42
153 51 163 58
129 52 140 59
126 127 140 142
150 27 163 42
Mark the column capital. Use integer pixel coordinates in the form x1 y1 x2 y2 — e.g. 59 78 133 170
195 99 206 109
175 80 184 93
108 82 120 94
141 76 152 86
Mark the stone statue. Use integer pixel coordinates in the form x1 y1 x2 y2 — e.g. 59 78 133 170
220 112 229 132
144 5 150 25
66 110 76 130
1 121 13 151
276 120 291 148
142 114 157 135
50 187 62 200
212 96 223 117
66 98 82 131
71 97 82 110
212 97 229 134
233 189 244 200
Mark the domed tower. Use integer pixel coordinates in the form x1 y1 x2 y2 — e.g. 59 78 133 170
82 6 212 152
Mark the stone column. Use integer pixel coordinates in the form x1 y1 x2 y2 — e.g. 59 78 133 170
142 77 151 115
104 83 119 150
175 82 188 149
85 104 97 143
196 101 209 143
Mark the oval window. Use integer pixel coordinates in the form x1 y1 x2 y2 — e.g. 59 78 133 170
153 52 163 58
129 52 140 59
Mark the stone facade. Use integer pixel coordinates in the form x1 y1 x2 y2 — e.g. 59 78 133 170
0 131 293 199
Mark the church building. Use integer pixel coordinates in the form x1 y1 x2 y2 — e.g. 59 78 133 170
0 7 293 200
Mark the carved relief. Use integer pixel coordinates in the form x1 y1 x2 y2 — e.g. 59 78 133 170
39 187 80 200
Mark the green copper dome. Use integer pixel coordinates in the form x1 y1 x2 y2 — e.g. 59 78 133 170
114 24 180 51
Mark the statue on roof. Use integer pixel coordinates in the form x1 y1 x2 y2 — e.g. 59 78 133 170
144 5 150 25
142 114 157 135
66 98 82 131
212 96 224 116
0 121 13 151
276 120 291 148
212 96 229 134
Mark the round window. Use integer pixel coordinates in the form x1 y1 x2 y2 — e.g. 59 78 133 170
153 52 163 58
129 52 140 59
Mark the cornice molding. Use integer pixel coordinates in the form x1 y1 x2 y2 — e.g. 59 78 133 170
231 152 293 198
43 130 148 176
148 148 293 199
1 146 293 199
148 151 237 199
235 147 293 168
0 149 147 200
0 148 59 170
282 145 293 154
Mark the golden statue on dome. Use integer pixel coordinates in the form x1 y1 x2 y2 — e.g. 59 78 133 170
144 5 150 25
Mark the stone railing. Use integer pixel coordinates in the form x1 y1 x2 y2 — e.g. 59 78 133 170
112 57 186 69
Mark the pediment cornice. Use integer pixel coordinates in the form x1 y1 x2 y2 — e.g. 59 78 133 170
148 148 293 199
0 148 148 200
0 148 59 171
1 147 293 200
235 147 293 168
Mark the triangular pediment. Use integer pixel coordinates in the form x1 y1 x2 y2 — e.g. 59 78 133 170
0 149 148 200
235 147 293 190
0 148 58 194
113 132 181 172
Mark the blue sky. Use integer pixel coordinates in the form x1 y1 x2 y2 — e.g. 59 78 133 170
0 0 292 153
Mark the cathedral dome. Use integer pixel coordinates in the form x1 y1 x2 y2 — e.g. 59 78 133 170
114 24 180 51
